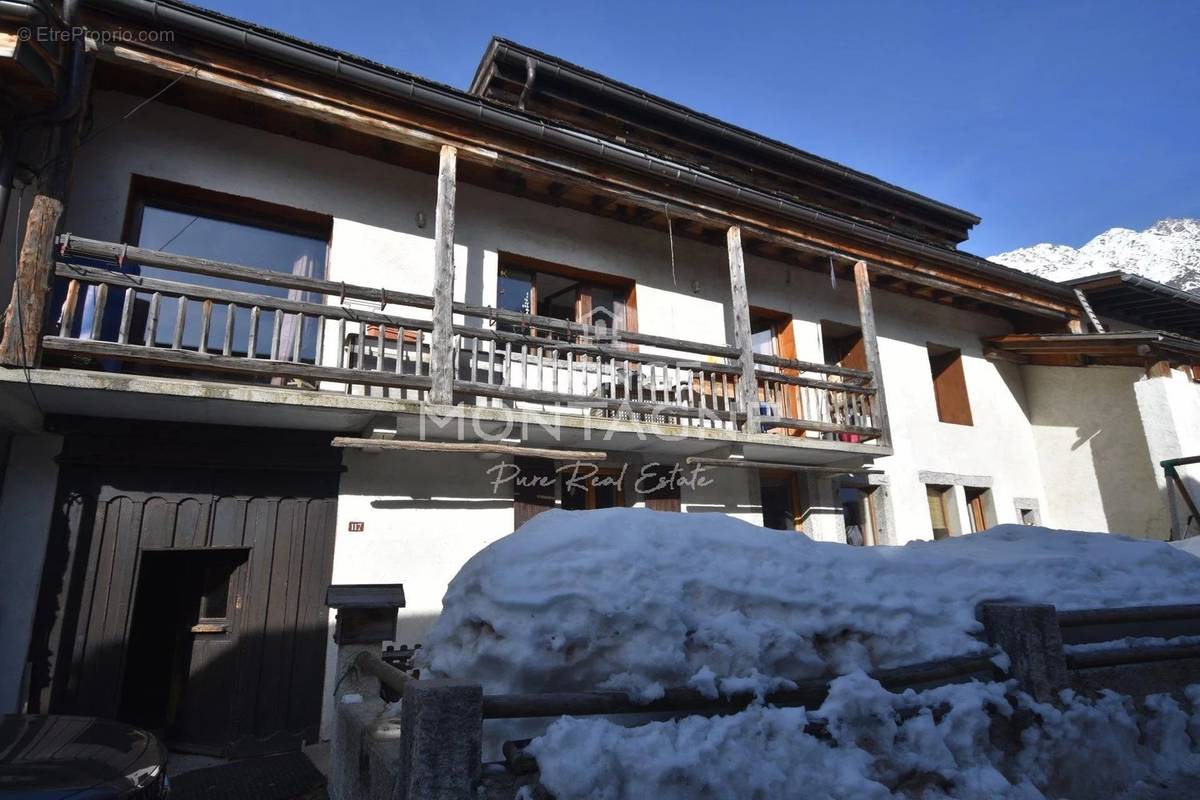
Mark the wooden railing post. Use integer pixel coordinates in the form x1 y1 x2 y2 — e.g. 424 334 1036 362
0 195 64 368
853 261 891 447
430 145 457 405
726 226 758 431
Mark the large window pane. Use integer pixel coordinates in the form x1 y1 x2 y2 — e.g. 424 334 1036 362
136 207 326 361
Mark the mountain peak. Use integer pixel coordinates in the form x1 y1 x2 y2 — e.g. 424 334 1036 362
990 218 1200 292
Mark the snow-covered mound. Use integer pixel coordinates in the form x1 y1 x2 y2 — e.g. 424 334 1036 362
991 218 1200 292
419 509 1200 698
527 673 1200 800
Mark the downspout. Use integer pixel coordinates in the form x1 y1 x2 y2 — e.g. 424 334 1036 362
0 0 86 247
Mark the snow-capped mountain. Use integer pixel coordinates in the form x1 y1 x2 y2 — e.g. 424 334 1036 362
989 218 1200 292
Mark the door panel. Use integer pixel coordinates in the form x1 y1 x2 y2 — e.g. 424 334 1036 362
28 448 339 757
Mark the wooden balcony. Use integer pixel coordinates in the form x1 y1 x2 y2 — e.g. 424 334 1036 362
27 235 887 445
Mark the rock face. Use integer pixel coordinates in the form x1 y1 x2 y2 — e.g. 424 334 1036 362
990 218 1200 292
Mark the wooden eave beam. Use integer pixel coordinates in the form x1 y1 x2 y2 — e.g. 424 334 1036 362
91 36 1075 321
331 438 608 460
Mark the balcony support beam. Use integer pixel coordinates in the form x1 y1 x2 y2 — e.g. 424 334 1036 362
854 260 892 448
726 226 759 432
431 145 458 404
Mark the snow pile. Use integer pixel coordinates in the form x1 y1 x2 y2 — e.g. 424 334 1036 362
419 509 1200 698
524 674 1200 800
1173 536 1200 559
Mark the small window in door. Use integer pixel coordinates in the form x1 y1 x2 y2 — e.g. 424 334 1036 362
926 484 954 540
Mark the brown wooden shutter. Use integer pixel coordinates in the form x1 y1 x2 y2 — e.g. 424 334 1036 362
928 347 973 425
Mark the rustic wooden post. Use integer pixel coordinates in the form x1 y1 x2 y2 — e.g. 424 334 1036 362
0 195 64 368
430 145 457 405
726 226 758 432
396 679 482 800
980 602 1068 702
853 261 891 447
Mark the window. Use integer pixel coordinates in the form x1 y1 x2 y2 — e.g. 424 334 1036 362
561 468 625 509
497 254 635 339
840 486 878 546
926 484 954 540
821 320 866 371
760 472 798 531
927 344 973 425
107 177 331 363
965 487 991 533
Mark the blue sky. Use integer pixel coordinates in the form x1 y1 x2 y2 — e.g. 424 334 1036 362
202 0 1199 256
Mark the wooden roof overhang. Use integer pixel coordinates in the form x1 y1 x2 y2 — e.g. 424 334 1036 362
985 331 1200 369
77 0 1081 325
0 0 69 116
1067 272 1200 339
470 38 979 249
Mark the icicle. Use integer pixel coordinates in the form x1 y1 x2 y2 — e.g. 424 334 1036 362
829 256 837 290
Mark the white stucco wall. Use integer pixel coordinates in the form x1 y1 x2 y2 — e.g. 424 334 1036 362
0 433 62 712
60 92 1052 542
1023 365 1168 537
1134 368 1200 537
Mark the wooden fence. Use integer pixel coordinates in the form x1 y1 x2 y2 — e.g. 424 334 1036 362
335 601 1200 800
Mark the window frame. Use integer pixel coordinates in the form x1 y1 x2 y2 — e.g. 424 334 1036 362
496 252 638 338
926 483 955 540
759 469 802 532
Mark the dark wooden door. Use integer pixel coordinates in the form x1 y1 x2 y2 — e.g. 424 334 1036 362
26 421 340 757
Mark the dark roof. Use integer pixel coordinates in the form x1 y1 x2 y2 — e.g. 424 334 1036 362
1067 272 1200 339
470 38 981 229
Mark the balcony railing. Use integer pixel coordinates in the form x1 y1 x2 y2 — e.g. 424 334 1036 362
38 236 885 442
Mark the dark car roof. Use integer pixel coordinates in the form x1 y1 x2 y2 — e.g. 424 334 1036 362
0 715 160 798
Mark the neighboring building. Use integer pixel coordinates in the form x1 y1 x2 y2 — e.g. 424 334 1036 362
0 0 1197 756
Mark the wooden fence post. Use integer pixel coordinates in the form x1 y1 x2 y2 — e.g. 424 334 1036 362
726 226 758 432
0 195 64 368
980 602 1068 702
853 261 891 447
397 679 482 800
430 145 457 405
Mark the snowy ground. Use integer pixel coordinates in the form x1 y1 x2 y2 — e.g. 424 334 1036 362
524 676 1200 800
416 510 1200 799
420 509 1200 700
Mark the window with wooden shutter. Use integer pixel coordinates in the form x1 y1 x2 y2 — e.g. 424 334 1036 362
927 344 973 426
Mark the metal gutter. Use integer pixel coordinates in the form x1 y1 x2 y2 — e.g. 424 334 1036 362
476 38 981 228
83 0 1075 308
1066 271 1200 309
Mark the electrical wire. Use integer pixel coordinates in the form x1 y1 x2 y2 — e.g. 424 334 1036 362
664 203 677 287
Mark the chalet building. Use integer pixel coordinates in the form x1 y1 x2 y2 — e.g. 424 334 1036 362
1 0 1198 756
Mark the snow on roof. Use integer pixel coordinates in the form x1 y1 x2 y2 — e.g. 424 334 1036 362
418 509 1200 699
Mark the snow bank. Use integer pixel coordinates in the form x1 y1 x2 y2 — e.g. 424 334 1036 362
524 674 1200 800
1173 536 1200 558
419 509 1200 698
